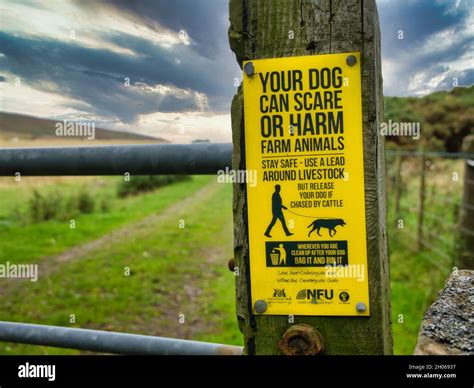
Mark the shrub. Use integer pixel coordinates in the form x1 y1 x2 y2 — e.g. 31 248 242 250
29 190 65 221
117 175 191 198
78 191 95 214
28 189 98 222
100 198 111 212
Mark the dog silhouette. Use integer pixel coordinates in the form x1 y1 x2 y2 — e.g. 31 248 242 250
307 218 346 237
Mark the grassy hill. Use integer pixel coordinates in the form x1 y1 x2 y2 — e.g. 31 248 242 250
0 112 168 143
384 86 474 152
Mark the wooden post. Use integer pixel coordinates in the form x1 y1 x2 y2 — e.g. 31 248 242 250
417 149 427 251
459 135 474 269
229 0 391 354
394 151 402 221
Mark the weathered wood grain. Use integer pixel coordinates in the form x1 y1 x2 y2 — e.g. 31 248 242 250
229 0 392 355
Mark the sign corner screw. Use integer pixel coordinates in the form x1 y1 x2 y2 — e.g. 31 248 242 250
254 300 267 313
356 302 366 313
244 61 254 76
346 55 357 67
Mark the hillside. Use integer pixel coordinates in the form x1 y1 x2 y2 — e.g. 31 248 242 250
0 112 168 143
384 86 474 152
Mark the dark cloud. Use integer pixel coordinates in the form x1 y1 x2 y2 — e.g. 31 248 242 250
1 0 471 127
377 0 473 95
85 0 231 59
0 22 239 122
378 0 467 54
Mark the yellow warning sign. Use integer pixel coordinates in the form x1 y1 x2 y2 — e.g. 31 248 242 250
243 52 369 316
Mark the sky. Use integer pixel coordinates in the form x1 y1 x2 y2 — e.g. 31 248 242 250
0 0 472 142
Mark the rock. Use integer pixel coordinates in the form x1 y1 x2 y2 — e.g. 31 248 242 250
414 270 473 355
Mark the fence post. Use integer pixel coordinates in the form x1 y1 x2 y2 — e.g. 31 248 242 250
417 148 427 251
394 151 403 221
229 0 392 354
459 135 474 269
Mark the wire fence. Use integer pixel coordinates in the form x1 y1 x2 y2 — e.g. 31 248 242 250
385 149 473 270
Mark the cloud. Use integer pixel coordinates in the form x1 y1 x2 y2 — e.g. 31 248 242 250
1 0 472 143
378 0 474 96
0 0 240 133
83 0 231 58
118 111 232 143
0 28 238 123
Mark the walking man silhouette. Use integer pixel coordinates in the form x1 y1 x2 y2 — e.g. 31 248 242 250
264 184 293 238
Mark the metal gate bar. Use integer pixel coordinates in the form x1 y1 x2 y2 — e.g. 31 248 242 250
0 143 232 176
0 321 243 355
1 145 471 177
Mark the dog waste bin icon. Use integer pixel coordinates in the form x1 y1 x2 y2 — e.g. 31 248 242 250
270 244 286 266
270 252 279 266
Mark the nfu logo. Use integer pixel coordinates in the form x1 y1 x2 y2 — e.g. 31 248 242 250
296 289 334 303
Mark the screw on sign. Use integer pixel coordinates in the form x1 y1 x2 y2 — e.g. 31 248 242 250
346 55 357 66
244 62 254 76
254 300 268 314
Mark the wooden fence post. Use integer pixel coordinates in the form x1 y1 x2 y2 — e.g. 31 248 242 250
229 0 392 355
417 149 427 251
459 135 474 269
394 151 402 221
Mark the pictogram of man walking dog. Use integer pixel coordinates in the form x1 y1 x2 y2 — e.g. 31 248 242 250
264 184 346 238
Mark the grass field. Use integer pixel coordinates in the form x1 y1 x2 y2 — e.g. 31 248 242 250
0 157 463 354
0 176 211 264
0 176 241 354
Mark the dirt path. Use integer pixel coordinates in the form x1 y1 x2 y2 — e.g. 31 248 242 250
0 179 237 347
147 231 233 341
0 180 221 293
